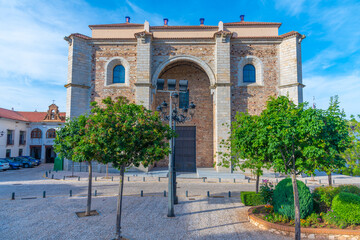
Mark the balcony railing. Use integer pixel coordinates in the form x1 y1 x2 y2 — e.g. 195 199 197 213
6 139 14 145
19 140 26 145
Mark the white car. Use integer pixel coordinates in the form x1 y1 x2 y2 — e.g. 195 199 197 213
0 160 10 171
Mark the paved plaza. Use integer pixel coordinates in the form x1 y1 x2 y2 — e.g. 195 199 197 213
1 164 360 240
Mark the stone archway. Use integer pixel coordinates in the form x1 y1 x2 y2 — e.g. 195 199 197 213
152 60 214 171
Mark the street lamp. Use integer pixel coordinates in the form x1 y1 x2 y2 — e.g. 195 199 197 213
156 78 196 217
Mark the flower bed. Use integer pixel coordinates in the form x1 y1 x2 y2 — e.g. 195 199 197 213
248 206 360 239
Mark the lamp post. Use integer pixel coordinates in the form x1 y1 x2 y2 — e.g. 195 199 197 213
156 79 196 217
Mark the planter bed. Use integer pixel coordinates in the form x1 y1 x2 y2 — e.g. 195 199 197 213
247 206 360 239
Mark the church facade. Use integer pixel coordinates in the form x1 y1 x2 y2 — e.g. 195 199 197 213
64 16 304 172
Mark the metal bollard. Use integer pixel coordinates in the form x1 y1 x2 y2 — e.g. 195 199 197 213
127 176 130 181
333 179 335 185
51 174 54 179
203 178 205 182
43 191 46 198
247 178 250 183
112 176 114 181
276 178 279 183
11 192 15 200
207 191 210 197
140 190 143 197
70 190 72 197
45 172 48 177
49 170 51 174
95 176 97 181
219 178 221 183
94 190 97 196
233 178 236 183
229 191 231 198
143 177 145 182
186 191 188 197
305 179 308 184
78 177 80 181
63 176 65 180
158 177 161 182
164 191 166 197
319 180 321 184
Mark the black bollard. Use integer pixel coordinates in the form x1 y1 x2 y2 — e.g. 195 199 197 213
219 178 221 183
158 177 161 182
95 176 97 181
78 177 80 181
111 176 114 181
186 191 188 197
203 178 205 182
94 190 97 196
63 176 65 180
228 191 231 198
49 170 51 174
207 191 210 197
11 192 15 200
143 177 145 182
51 174 54 179
140 190 143 197
43 191 46 198
45 172 48 177
164 191 166 197
70 190 72 197
127 176 130 181
233 178 236 183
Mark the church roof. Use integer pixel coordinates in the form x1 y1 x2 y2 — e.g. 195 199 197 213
0 107 65 123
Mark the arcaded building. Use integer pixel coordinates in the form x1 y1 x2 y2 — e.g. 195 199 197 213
64 16 304 173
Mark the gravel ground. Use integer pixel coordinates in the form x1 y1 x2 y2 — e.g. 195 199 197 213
0 195 289 240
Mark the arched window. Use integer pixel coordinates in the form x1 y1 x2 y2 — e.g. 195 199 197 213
113 65 125 84
31 128 42 138
243 64 256 83
46 129 56 138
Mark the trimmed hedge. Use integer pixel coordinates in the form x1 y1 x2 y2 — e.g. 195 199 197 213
313 185 360 213
240 191 265 206
273 178 313 219
332 192 360 224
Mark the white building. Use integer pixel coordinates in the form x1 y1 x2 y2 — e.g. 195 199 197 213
0 104 65 163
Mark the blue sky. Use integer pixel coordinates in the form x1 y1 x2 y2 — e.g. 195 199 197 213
0 0 359 116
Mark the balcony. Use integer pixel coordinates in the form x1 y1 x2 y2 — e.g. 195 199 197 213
6 139 14 146
19 140 26 145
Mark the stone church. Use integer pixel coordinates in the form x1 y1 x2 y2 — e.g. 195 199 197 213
64 16 304 173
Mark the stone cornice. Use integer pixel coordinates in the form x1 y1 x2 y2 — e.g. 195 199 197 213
64 83 91 89
134 82 152 87
210 83 232 88
279 83 305 89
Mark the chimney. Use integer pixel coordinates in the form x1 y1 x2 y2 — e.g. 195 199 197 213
125 16 130 23
200 18 205 25
163 18 168 26
240 15 245 22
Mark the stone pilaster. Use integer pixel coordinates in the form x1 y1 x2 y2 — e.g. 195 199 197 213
64 36 92 170
135 32 152 109
279 34 305 104
214 32 232 172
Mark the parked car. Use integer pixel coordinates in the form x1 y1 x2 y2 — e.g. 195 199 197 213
21 156 41 166
0 158 21 170
10 157 34 168
0 159 10 171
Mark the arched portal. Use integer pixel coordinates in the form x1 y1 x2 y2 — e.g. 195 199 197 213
152 60 214 171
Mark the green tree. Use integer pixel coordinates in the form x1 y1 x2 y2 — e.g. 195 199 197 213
54 115 98 216
261 96 351 240
341 115 360 176
317 96 351 185
90 97 174 240
218 112 270 193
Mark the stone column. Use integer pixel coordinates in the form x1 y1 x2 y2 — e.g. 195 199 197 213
214 31 232 172
63 35 92 170
135 32 152 109
279 34 305 104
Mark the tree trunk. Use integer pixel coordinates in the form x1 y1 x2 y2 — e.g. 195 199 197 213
255 173 260 194
71 161 74 177
292 172 301 240
328 172 332 186
115 164 125 240
106 163 109 178
85 161 92 216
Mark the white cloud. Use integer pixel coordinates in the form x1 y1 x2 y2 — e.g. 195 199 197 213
275 0 306 16
303 72 360 116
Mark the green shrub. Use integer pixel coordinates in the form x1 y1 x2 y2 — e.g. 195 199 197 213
313 186 339 213
332 192 360 224
313 185 360 213
260 179 274 205
240 191 265 206
273 178 313 219
323 210 348 229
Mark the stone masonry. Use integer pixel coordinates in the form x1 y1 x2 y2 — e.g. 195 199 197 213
64 18 304 173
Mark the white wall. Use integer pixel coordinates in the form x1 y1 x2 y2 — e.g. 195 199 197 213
0 118 29 158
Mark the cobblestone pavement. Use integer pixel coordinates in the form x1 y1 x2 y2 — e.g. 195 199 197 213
1 164 360 240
